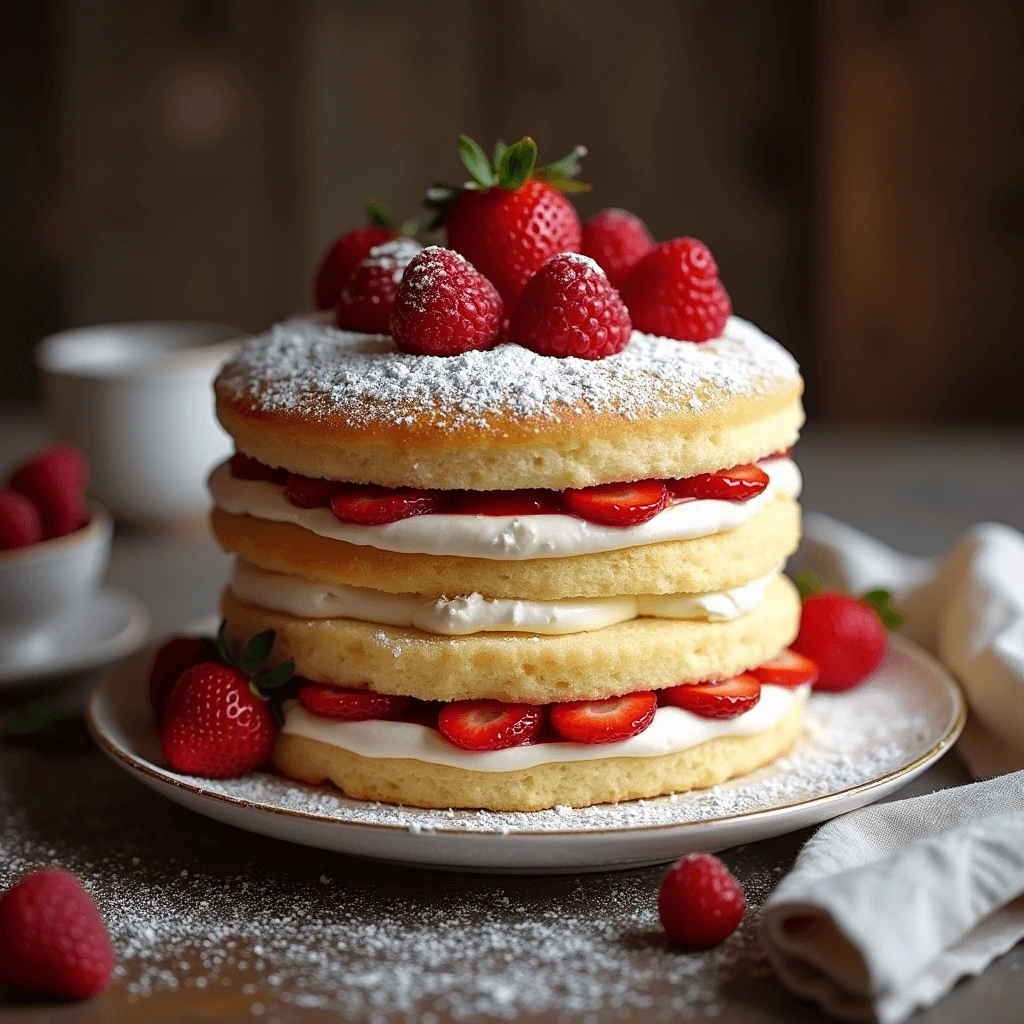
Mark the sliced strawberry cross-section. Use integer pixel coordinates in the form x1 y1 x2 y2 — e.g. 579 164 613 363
330 485 449 526
662 674 761 720
669 464 769 503
562 479 667 527
438 699 544 751
285 473 344 509
749 649 819 689
549 691 657 744
298 684 410 722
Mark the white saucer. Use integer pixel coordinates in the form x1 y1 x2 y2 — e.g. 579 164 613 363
88 635 964 873
0 587 151 687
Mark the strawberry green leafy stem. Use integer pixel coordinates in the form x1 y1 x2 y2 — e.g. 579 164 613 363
793 573 904 630
216 621 295 727
425 135 590 229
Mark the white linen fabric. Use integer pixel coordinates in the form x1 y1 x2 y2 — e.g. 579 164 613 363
761 515 1024 1021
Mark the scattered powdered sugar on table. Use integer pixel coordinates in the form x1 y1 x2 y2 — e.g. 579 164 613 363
216 315 800 431
0 742 784 1020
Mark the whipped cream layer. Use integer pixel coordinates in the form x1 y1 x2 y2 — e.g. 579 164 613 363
230 560 778 636
210 458 800 561
281 684 809 772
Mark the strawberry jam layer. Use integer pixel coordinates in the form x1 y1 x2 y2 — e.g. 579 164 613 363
280 678 811 771
289 651 817 753
230 451 786 528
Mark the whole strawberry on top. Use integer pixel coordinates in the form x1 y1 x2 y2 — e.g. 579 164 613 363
313 199 396 310
160 624 294 778
427 135 589 314
620 237 732 343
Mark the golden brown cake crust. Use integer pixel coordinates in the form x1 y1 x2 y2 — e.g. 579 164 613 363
210 493 800 600
271 700 804 811
222 574 800 703
215 317 804 489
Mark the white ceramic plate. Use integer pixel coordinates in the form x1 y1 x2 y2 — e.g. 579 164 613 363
88 635 964 873
0 587 151 687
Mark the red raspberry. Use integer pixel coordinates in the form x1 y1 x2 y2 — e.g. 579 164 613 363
0 868 115 1000
0 489 43 550
390 246 503 356
314 225 395 310
8 444 89 539
509 253 632 360
580 208 655 288
335 238 422 335
792 592 888 692
620 238 732 342
658 853 746 947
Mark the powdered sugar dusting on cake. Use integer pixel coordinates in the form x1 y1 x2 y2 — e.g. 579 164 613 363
217 315 800 431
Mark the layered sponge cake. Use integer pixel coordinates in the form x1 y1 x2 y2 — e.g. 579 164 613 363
210 312 806 811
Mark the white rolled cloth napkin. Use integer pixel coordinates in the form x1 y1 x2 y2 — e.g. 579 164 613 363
760 515 1024 1022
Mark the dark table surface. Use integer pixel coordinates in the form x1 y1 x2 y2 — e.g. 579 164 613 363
2 413 1023 1023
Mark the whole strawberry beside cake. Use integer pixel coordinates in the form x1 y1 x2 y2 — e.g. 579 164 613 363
195 135 815 811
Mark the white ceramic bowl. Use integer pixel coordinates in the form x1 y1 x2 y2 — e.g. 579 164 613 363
0 501 113 665
36 321 241 524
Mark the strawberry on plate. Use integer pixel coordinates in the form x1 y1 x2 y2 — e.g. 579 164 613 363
549 691 657 744
749 649 819 689
793 591 888 692
335 237 422 335
620 237 732 343
160 624 294 778
314 200 396 310
330 485 449 526
8 444 89 540
562 479 667 527
580 208 655 288
669 464 769 503
149 635 210 721
0 868 115 1000
438 699 544 751
298 684 410 722
509 251 632 360
390 246 503 356
426 135 588 313
662 675 761 719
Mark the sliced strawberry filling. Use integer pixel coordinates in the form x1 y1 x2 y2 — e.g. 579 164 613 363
230 455 782 527
669 464 769 502
748 648 819 688
438 699 545 751
292 653 815 748
297 684 410 721
549 691 658 743
661 674 762 719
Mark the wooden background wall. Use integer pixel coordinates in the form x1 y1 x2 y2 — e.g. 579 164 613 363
2 0 1022 422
